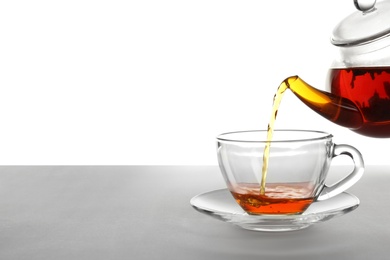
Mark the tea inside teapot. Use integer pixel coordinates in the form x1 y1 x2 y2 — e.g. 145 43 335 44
327 67 390 137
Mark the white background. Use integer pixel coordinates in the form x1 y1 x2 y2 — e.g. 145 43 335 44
0 0 388 165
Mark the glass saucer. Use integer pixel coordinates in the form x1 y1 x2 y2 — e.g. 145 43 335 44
190 189 359 232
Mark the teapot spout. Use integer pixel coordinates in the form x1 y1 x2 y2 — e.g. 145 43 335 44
284 76 363 130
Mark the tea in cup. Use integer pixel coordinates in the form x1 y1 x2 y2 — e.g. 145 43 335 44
216 130 364 215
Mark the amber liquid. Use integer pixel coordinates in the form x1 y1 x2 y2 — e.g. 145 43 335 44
231 183 314 215
328 67 390 137
260 83 288 194
259 76 335 204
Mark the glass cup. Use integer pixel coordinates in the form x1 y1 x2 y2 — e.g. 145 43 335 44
216 130 364 215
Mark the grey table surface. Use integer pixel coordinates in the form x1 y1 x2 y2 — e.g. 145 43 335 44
0 165 389 260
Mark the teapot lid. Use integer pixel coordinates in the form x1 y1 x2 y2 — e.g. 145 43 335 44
331 0 390 46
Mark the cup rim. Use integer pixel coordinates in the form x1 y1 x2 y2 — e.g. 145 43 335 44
216 129 333 143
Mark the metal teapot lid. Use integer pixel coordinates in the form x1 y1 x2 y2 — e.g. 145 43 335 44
331 0 390 46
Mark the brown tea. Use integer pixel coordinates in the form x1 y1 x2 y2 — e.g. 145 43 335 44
260 82 288 195
231 183 314 215
328 67 390 137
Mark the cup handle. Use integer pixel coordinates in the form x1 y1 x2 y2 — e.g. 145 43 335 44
317 144 364 201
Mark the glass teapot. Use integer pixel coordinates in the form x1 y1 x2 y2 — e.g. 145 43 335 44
285 0 390 137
